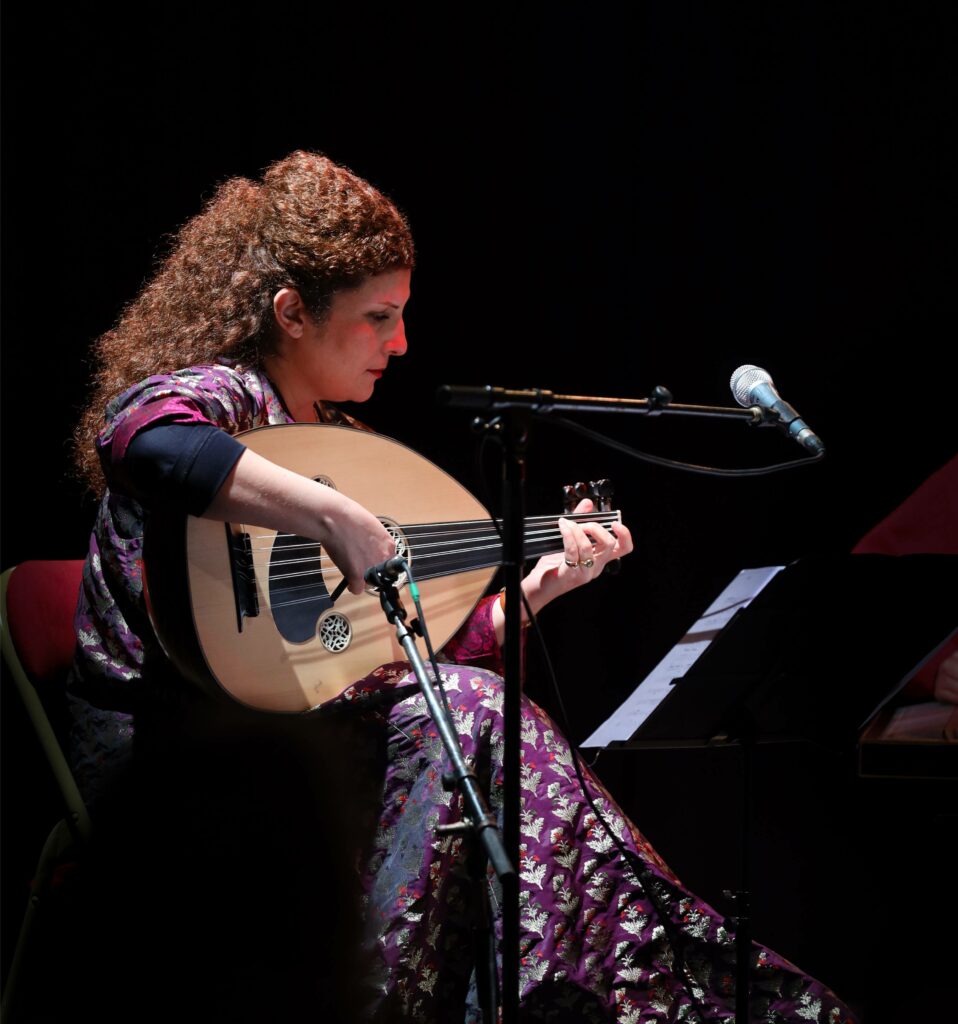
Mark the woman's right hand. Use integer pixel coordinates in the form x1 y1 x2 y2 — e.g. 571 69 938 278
317 489 398 595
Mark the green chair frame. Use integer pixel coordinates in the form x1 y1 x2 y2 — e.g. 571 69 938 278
0 562 91 1023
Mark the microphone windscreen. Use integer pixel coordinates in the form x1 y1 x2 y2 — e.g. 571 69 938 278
730 364 773 407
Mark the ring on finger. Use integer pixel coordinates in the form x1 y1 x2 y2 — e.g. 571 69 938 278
582 557 595 569
564 558 580 568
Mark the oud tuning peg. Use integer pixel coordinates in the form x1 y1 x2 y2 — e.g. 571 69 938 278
589 479 615 512
561 485 577 515
574 482 590 502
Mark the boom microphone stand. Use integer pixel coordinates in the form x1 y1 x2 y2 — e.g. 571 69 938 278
365 560 516 1021
437 382 815 1024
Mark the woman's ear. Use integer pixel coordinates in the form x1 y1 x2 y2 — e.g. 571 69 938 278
272 288 308 339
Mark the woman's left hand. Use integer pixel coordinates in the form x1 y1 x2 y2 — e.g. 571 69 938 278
523 498 633 611
491 499 633 643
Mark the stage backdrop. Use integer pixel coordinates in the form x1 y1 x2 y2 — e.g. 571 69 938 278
2 6 954 1018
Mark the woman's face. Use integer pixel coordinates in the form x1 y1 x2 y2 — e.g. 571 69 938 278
268 269 411 414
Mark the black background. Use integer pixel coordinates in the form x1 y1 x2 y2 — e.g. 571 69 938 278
2 4 956 1019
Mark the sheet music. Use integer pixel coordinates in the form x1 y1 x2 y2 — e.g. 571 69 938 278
582 566 785 748
875 701 957 742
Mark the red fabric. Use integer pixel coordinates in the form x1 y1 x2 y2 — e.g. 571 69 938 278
852 454 958 699
6 560 84 687
852 454 958 556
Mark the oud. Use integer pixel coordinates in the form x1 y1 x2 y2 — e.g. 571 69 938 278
144 423 619 712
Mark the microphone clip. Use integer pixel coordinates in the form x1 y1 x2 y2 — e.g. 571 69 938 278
365 556 410 625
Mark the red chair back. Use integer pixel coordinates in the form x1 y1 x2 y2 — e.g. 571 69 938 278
5 561 84 689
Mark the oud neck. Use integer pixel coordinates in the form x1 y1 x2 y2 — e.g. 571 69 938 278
402 510 621 581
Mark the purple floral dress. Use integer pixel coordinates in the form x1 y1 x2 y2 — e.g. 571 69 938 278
69 363 857 1023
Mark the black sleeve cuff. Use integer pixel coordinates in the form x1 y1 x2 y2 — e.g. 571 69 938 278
124 424 245 515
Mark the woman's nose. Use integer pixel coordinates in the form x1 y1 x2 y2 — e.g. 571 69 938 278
385 319 408 356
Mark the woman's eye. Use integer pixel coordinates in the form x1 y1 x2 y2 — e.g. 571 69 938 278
369 312 391 323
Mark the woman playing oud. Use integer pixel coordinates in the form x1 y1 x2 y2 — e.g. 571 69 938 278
65 150 856 1023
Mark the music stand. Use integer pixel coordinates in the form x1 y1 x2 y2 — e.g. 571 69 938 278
594 553 958 1024
611 554 956 747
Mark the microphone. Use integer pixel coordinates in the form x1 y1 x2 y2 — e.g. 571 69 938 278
364 555 408 590
730 364 825 455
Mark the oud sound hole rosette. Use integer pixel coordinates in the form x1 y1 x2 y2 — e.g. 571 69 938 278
318 611 352 652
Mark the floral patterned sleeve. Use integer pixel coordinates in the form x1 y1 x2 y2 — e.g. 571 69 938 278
438 594 505 676
96 365 274 492
71 364 280 687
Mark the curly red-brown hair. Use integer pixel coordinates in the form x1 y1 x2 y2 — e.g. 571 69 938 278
74 150 415 491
